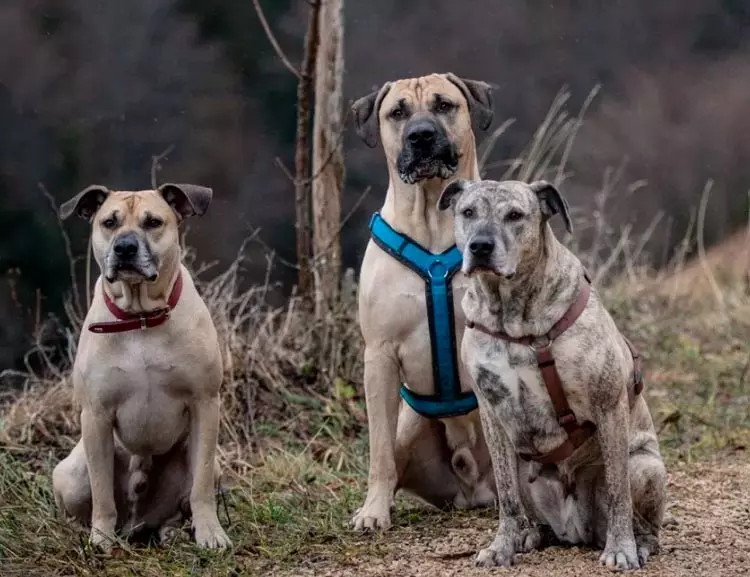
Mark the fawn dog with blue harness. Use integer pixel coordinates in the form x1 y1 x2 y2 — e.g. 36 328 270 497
369 213 478 418
350 74 497 532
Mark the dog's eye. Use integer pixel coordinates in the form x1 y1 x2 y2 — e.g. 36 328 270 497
506 210 524 222
437 101 455 113
143 216 163 229
390 108 405 120
462 207 474 219
101 217 117 229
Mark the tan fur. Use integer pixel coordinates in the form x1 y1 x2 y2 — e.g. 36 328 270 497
52 185 230 550
439 179 667 571
351 74 497 531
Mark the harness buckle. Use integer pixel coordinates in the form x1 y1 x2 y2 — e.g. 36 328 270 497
140 316 147 330
558 410 577 426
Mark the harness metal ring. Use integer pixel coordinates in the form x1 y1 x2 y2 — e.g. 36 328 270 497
528 334 552 352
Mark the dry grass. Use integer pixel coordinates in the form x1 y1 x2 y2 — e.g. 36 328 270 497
1 89 749 575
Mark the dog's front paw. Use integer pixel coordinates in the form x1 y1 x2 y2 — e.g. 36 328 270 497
89 526 116 552
193 517 231 549
351 500 391 531
475 532 519 569
475 541 515 568
518 526 543 553
599 537 640 572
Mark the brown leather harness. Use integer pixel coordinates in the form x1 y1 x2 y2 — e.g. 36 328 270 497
466 274 643 465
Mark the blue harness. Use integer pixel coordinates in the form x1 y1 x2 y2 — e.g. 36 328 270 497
369 212 478 419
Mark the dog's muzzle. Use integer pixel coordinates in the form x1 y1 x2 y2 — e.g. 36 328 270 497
397 117 458 184
105 231 159 282
462 234 516 280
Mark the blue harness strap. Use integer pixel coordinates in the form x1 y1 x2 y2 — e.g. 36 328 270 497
369 212 478 419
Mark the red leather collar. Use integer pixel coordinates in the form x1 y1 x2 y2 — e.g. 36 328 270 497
88 272 183 334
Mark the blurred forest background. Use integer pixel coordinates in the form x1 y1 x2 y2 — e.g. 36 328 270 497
1 0 749 372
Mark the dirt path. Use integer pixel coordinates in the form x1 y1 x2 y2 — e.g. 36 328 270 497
282 456 750 577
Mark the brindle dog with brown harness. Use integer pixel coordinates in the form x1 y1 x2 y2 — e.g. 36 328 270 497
438 178 667 571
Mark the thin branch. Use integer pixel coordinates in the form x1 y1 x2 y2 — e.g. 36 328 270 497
556 84 600 187
696 179 725 310
151 144 175 189
39 183 82 318
274 110 352 188
310 186 372 265
246 225 301 271
274 157 295 183
245 185 372 271
252 0 302 79
477 118 516 176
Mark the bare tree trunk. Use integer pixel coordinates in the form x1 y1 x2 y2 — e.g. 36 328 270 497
294 0 321 298
312 0 344 316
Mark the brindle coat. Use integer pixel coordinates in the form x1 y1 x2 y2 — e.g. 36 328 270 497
438 179 667 571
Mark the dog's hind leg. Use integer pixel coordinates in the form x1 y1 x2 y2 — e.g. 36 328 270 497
52 438 131 529
398 418 463 509
629 445 667 567
158 507 187 545
52 440 92 525
444 417 496 509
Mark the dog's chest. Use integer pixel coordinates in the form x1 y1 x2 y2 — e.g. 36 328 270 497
464 334 567 454
81 334 213 456
361 254 470 396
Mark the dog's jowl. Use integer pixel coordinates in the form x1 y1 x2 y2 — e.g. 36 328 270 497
52 184 231 550
350 73 498 532
438 178 667 571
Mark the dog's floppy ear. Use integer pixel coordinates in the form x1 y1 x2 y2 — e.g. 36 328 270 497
158 183 213 219
352 82 392 148
59 185 110 221
530 180 572 234
446 73 494 132
437 179 469 212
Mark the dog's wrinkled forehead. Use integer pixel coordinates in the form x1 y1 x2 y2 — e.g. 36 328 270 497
379 74 467 120
458 180 537 213
98 190 176 224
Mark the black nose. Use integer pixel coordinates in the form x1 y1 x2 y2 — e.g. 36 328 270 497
113 233 139 258
469 237 494 257
405 120 437 147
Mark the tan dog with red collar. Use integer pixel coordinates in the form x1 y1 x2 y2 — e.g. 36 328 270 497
52 184 230 550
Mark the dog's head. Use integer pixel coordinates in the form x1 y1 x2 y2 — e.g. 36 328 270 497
437 179 572 282
352 73 494 185
59 183 212 284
